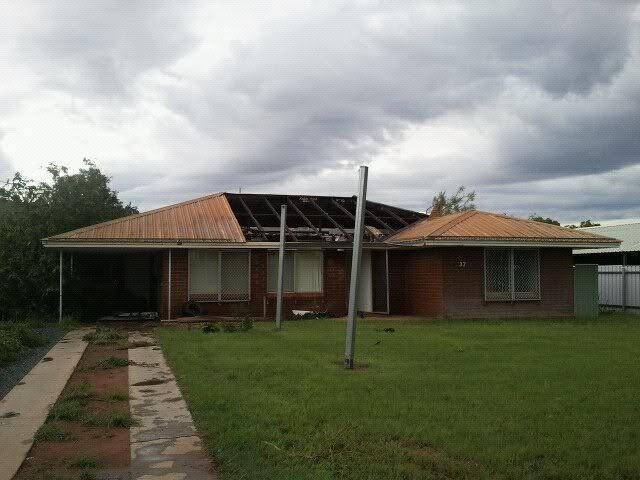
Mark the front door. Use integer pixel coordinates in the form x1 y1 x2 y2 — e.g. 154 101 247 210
371 251 389 313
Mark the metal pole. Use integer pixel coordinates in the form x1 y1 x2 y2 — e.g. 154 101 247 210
275 204 287 330
345 166 368 369
622 253 627 311
59 250 63 323
168 249 172 320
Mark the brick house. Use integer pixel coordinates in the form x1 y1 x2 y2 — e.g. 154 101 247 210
43 193 618 320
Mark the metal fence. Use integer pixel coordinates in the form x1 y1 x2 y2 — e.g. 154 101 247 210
598 265 640 308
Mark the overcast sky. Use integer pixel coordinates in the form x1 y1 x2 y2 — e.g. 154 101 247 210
1 1 639 224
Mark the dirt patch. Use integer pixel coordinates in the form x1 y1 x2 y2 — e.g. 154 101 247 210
14 340 131 479
40 357 53 362
1 411 20 418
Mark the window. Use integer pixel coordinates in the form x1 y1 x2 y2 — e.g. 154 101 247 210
484 248 540 301
189 250 250 301
267 250 323 293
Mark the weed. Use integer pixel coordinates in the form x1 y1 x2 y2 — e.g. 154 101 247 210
84 411 138 428
94 356 131 369
239 316 254 331
65 454 98 469
62 382 92 403
222 322 237 333
35 423 69 442
202 324 220 333
47 399 83 422
78 471 99 480
99 390 129 402
83 327 125 345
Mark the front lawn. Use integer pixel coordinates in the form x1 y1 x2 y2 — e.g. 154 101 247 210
159 315 640 480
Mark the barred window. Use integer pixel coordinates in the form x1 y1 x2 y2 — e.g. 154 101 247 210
189 250 250 301
484 248 540 301
267 250 323 293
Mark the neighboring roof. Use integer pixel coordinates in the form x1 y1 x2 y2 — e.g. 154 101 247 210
45 193 245 244
44 192 425 246
386 210 621 247
574 222 640 254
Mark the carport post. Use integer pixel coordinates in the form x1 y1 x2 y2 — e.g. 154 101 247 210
275 204 287 330
58 250 63 323
344 165 368 369
168 249 172 321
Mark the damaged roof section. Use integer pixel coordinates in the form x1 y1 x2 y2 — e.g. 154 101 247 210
224 193 424 242
44 192 425 245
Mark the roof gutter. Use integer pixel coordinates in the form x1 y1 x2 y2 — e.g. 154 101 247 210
386 239 622 249
42 240 394 250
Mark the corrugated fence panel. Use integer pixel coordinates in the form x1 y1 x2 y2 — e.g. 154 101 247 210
598 265 640 307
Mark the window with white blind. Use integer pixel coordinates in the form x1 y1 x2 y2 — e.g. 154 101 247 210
484 248 540 301
188 250 250 301
267 250 323 293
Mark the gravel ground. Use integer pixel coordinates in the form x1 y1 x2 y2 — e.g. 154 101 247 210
0 327 66 400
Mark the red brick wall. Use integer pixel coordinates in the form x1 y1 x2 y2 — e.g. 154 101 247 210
388 249 444 318
159 248 349 319
442 247 574 319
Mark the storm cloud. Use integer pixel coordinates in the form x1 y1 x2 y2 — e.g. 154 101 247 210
0 0 639 223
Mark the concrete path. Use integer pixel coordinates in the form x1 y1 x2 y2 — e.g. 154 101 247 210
129 333 216 480
0 328 92 480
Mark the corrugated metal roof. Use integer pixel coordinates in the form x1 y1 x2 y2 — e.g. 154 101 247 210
46 193 245 243
387 210 620 246
574 222 640 254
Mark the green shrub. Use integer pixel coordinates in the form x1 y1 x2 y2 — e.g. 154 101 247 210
239 316 254 331
17 326 45 347
202 324 220 333
222 322 237 333
0 334 24 363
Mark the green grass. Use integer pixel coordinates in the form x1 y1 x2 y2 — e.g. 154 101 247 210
99 390 129 402
34 423 69 442
93 356 132 369
47 399 84 422
159 313 640 480
83 411 138 428
65 454 98 469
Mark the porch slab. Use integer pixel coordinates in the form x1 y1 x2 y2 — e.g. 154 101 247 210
128 333 216 480
0 328 92 480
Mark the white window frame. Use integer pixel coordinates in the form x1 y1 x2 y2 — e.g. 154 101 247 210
267 249 324 293
188 249 251 302
483 248 541 301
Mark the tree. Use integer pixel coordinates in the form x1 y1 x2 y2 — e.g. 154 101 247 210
529 214 560 226
0 159 137 318
430 186 476 216
566 220 601 229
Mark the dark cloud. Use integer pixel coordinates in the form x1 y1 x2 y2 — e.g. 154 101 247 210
16 1 198 98
160 1 637 196
2 1 640 222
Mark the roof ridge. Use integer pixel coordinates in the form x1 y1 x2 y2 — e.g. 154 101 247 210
47 192 223 239
430 210 478 237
